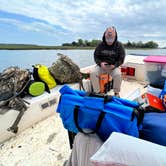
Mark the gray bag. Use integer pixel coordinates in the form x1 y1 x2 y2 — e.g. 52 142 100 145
0 66 30 102
49 53 82 84
0 66 30 133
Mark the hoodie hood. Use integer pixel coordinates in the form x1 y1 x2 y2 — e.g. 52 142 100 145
102 27 118 46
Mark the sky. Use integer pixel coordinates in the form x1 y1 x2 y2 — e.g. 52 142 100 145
0 0 166 47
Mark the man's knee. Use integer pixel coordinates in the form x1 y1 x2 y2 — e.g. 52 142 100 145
90 67 101 93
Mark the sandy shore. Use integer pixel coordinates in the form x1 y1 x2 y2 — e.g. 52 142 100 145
0 113 71 166
0 56 146 166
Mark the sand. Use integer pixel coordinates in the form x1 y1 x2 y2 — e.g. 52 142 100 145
0 113 71 166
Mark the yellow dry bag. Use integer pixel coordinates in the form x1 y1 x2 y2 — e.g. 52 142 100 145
33 64 56 89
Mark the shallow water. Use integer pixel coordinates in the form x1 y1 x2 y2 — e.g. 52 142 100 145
0 49 165 72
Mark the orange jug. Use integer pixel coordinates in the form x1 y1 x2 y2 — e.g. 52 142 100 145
99 74 112 93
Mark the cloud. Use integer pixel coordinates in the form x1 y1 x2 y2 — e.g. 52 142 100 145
0 0 166 46
0 17 66 37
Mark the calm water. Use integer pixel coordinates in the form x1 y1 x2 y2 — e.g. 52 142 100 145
0 49 166 72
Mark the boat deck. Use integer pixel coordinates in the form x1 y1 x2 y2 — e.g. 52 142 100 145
0 79 146 166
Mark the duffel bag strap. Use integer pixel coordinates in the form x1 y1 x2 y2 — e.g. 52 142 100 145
131 106 145 126
86 92 112 103
74 105 106 134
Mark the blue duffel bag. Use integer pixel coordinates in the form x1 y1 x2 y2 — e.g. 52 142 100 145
57 85 144 141
140 112 166 146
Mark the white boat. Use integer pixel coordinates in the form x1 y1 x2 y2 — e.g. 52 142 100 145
0 55 146 144
1 54 166 165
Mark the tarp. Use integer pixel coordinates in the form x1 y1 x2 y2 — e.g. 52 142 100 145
91 132 166 166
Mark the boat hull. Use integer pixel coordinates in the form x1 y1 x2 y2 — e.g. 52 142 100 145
0 86 62 143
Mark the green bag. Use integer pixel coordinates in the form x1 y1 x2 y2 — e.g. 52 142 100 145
25 81 45 97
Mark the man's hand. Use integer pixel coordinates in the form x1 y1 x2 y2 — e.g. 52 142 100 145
100 62 115 70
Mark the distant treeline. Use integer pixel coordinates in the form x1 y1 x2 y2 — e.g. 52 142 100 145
0 40 159 50
62 39 101 47
124 41 158 48
62 39 159 48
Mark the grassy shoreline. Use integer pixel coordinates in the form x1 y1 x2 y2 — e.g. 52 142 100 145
0 45 95 50
0 44 165 50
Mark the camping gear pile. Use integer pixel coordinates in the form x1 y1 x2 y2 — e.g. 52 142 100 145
138 83 166 146
56 55 166 157
0 53 83 133
138 56 166 146
57 55 166 166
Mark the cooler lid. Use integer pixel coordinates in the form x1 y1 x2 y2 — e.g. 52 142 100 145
144 56 166 63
